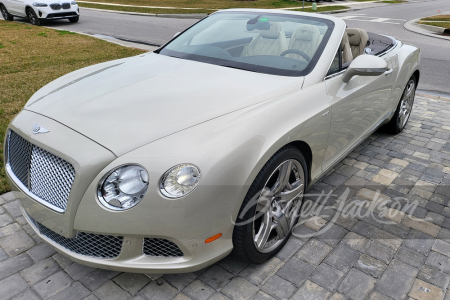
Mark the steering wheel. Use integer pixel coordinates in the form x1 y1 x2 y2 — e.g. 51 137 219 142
280 49 311 62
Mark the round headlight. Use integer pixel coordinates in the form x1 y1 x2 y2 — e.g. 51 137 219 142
160 164 201 198
98 165 149 211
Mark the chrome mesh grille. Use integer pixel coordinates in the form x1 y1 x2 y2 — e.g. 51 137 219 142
61 3 71 9
7 131 32 186
7 131 75 211
143 238 184 257
31 217 123 259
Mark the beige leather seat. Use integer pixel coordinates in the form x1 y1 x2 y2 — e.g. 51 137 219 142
287 24 321 61
346 28 369 59
246 22 288 56
341 32 353 64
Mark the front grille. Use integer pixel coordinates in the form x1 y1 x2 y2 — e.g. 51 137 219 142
143 238 184 257
47 12 78 18
50 3 61 10
31 216 123 259
7 131 75 212
62 3 71 9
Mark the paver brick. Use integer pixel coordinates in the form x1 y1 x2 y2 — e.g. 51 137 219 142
418 265 450 289
324 244 360 272
0 253 34 280
296 239 332 266
183 279 215 300
364 241 394 264
310 263 344 291
291 280 331 300
338 268 376 300
79 269 119 292
199 265 233 290
113 273 151 296
33 270 73 299
221 277 259 300
48 282 91 300
139 279 178 300
261 275 296 300
0 229 35 257
408 279 444 300
163 273 197 292
355 254 387 279
426 251 450 274
0 273 28 299
375 260 418 300
20 257 61 285
276 257 314 286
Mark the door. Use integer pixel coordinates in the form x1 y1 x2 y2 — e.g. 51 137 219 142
7 0 26 16
322 51 393 171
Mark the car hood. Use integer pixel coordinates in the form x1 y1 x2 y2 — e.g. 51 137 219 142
25 53 303 156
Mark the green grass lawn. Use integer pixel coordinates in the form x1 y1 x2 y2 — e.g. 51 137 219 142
419 21 450 29
377 1 407 3
78 0 313 9
79 3 213 14
0 20 145 195
421 15 450 22
293 5 349 13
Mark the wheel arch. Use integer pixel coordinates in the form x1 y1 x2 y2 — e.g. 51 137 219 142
284 140 313 187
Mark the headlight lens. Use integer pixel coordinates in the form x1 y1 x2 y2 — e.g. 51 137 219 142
98 165 149 210
160 164 201 198
71 1 77 5
33 2 48 7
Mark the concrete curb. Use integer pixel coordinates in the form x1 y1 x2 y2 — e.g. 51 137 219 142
404 18 450 41
80 7 208 19
79 6 363 18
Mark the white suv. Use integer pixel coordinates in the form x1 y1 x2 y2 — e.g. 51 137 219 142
0 0 79 25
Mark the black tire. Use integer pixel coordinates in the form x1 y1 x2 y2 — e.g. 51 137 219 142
384 75 417 134
0 4 14 21
26 7 41 26
232 146 308 263
68 16 79 23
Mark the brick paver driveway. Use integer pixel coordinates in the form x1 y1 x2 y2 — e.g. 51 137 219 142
1 92 450 300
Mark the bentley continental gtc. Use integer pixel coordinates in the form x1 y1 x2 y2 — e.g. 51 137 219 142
4 9 420 273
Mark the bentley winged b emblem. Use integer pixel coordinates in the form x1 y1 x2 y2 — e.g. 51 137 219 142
33 124 50 134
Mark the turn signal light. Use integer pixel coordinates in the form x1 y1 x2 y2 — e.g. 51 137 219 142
205 233 222 244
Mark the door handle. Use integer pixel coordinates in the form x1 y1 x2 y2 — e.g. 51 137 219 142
385 69 393 76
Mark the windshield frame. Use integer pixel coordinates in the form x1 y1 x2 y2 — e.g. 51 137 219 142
156 11 336 77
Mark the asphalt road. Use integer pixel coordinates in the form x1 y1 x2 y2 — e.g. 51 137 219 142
4 0 450 94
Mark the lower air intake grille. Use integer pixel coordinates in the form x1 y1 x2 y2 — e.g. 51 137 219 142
143 238 183 257
31 217 123 259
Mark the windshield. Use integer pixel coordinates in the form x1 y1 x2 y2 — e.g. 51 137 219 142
158 11 335 76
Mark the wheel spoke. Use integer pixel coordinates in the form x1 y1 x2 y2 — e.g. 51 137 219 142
254 210 273 250
271 160 292 195
278 181 303 203
272 204 290 239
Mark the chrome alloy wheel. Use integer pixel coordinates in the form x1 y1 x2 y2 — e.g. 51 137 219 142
252 159 305 253
398 79 415 129
27 9 37 25
1 6 7 19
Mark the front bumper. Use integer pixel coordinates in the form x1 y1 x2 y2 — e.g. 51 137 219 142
34 5 79 19
20 204 232 273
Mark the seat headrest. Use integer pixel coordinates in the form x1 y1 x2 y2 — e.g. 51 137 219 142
346 28 367 46
293 24 318 41
260 22 282 39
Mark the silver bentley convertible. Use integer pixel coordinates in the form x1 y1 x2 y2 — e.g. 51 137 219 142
5 9 420 273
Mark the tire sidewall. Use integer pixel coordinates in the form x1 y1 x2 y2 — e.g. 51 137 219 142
235 147 308 263
394 75 416 133
27 8 40 26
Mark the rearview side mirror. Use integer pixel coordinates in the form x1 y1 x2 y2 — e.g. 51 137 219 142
342 55 388 83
